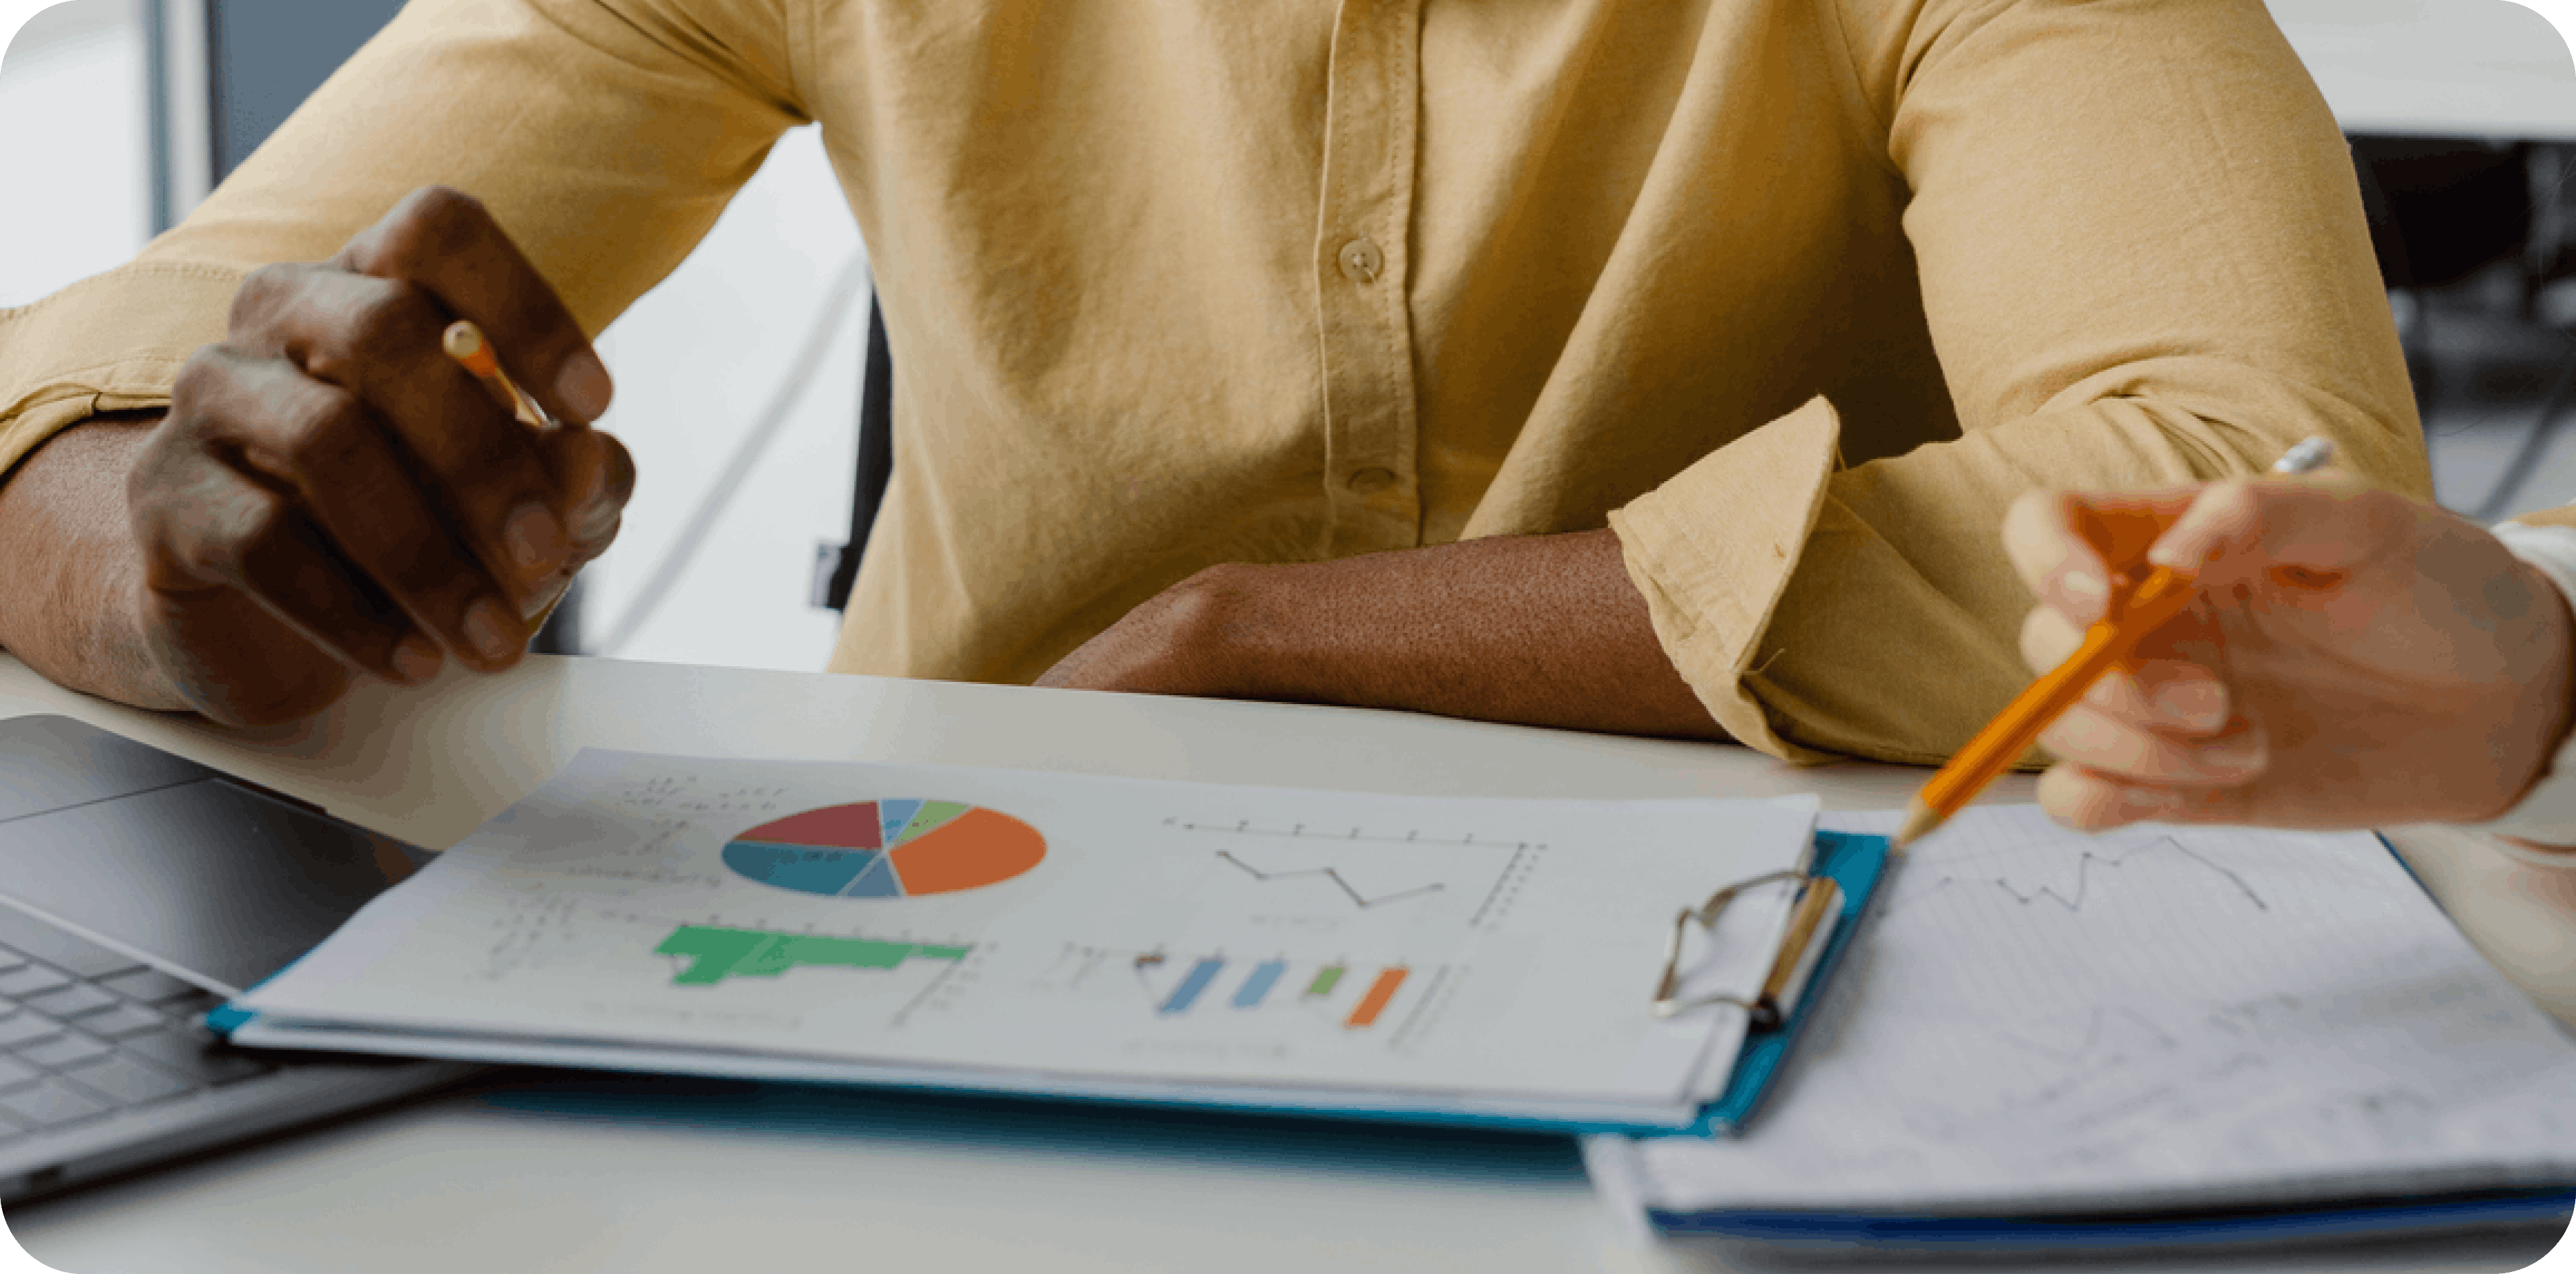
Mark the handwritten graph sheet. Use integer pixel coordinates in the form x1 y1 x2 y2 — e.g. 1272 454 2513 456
1586 807 2576 1217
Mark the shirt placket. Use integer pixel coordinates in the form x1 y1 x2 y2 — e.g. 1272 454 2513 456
1313 0 1424 556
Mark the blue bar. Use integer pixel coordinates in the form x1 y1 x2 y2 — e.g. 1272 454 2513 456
1232 960 1287 1008
1160 958 1224 1015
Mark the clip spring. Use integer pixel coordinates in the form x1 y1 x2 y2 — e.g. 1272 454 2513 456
1651 869 1842 1029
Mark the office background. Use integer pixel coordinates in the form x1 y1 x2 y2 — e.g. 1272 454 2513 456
6 0 2576 674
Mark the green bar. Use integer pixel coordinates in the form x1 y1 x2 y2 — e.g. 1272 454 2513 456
1305 965 1345 996
655 925 969 985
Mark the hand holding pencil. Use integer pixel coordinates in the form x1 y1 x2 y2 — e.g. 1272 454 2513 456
120 186 635 726
1904 446 2576 841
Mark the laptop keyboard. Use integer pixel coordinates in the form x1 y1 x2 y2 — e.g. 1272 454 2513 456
0 906 274 1141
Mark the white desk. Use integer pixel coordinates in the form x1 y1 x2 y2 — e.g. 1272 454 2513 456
0 654 2566 1273
2270 0 2576 140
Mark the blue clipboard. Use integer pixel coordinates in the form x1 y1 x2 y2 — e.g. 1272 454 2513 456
1680 827 1888 1137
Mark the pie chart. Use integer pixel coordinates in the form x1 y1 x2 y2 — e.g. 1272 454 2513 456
723 800 1046 898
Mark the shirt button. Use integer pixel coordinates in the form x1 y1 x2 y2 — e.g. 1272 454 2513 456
1338 237 1384 284
1347 467 1397 495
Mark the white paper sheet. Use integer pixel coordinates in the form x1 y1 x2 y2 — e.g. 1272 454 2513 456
236 751 1816 1123
1587 807 2576 1217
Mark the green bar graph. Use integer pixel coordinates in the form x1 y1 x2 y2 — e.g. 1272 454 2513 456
1306 965 1345 996
656 924 967 986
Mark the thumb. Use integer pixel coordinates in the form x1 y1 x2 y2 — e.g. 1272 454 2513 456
2005 487 2199 625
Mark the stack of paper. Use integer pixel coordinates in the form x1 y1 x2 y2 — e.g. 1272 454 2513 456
1586 807 2576 1235
222 751 1821 1129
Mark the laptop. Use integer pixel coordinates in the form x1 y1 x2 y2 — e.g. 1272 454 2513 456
0 714 478 1202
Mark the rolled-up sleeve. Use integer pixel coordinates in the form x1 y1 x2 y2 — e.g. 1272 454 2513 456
0 0 807 477
1614 0 2424 765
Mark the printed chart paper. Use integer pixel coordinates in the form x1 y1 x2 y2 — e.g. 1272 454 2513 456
234 751 1817 1123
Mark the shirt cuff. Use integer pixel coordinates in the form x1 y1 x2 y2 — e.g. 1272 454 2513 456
2459 521 2576 864
0 262 247 477
1607 395 1841 762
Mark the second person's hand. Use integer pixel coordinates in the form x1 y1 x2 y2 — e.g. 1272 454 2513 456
2003 477 2576 832
127 186 635 726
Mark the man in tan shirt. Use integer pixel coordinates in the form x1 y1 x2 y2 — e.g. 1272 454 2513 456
0 0 2424 762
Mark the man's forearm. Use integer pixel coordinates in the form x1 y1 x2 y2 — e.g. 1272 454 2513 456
1040 528 1731 741
0 414 187 711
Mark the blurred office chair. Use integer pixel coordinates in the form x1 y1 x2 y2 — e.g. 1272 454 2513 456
814 293 894 613
2350 136 2576 518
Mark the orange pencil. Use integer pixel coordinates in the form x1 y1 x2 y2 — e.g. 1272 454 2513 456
1892 438 2335 848
442 320 560 429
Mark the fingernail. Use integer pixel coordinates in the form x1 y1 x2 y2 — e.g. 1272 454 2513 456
555 351 613 422
2122 786 2172 813
573 499 620 544
523 572 569 622
2150 680 2228 730
462 598 517 665
2060 569 2107 610
391 635 441 685
506 502 565 571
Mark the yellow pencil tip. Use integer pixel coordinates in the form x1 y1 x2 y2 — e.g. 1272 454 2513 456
1893 798 1943 850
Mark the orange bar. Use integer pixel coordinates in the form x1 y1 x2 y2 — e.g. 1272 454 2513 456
1343 967 1408 1030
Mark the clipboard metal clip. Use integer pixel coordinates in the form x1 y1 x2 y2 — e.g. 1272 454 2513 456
1652 868 1843 1030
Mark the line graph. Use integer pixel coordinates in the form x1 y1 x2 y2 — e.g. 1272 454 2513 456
1163 814 1544 928
1215 851 1445 909
1893 835 2269 917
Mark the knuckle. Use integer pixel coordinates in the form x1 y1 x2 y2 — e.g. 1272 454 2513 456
410 183 485 222
327 282 436 376
278 387 373 475
377 186 485 272
228 263 307 332
2354 486 2413 530
217 498 292 581
168 347 237 411
161 505 246 584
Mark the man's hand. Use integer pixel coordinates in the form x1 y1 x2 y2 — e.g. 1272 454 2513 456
2005 478 2576 832
116 186 634 726
1035 530 1730 741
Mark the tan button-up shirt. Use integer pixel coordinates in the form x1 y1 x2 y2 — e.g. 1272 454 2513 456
0 0 2424 764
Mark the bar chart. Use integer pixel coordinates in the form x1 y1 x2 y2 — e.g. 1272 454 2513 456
1130 951 1415 1030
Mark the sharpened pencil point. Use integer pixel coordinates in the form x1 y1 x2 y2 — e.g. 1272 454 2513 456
1893 797 1942 850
